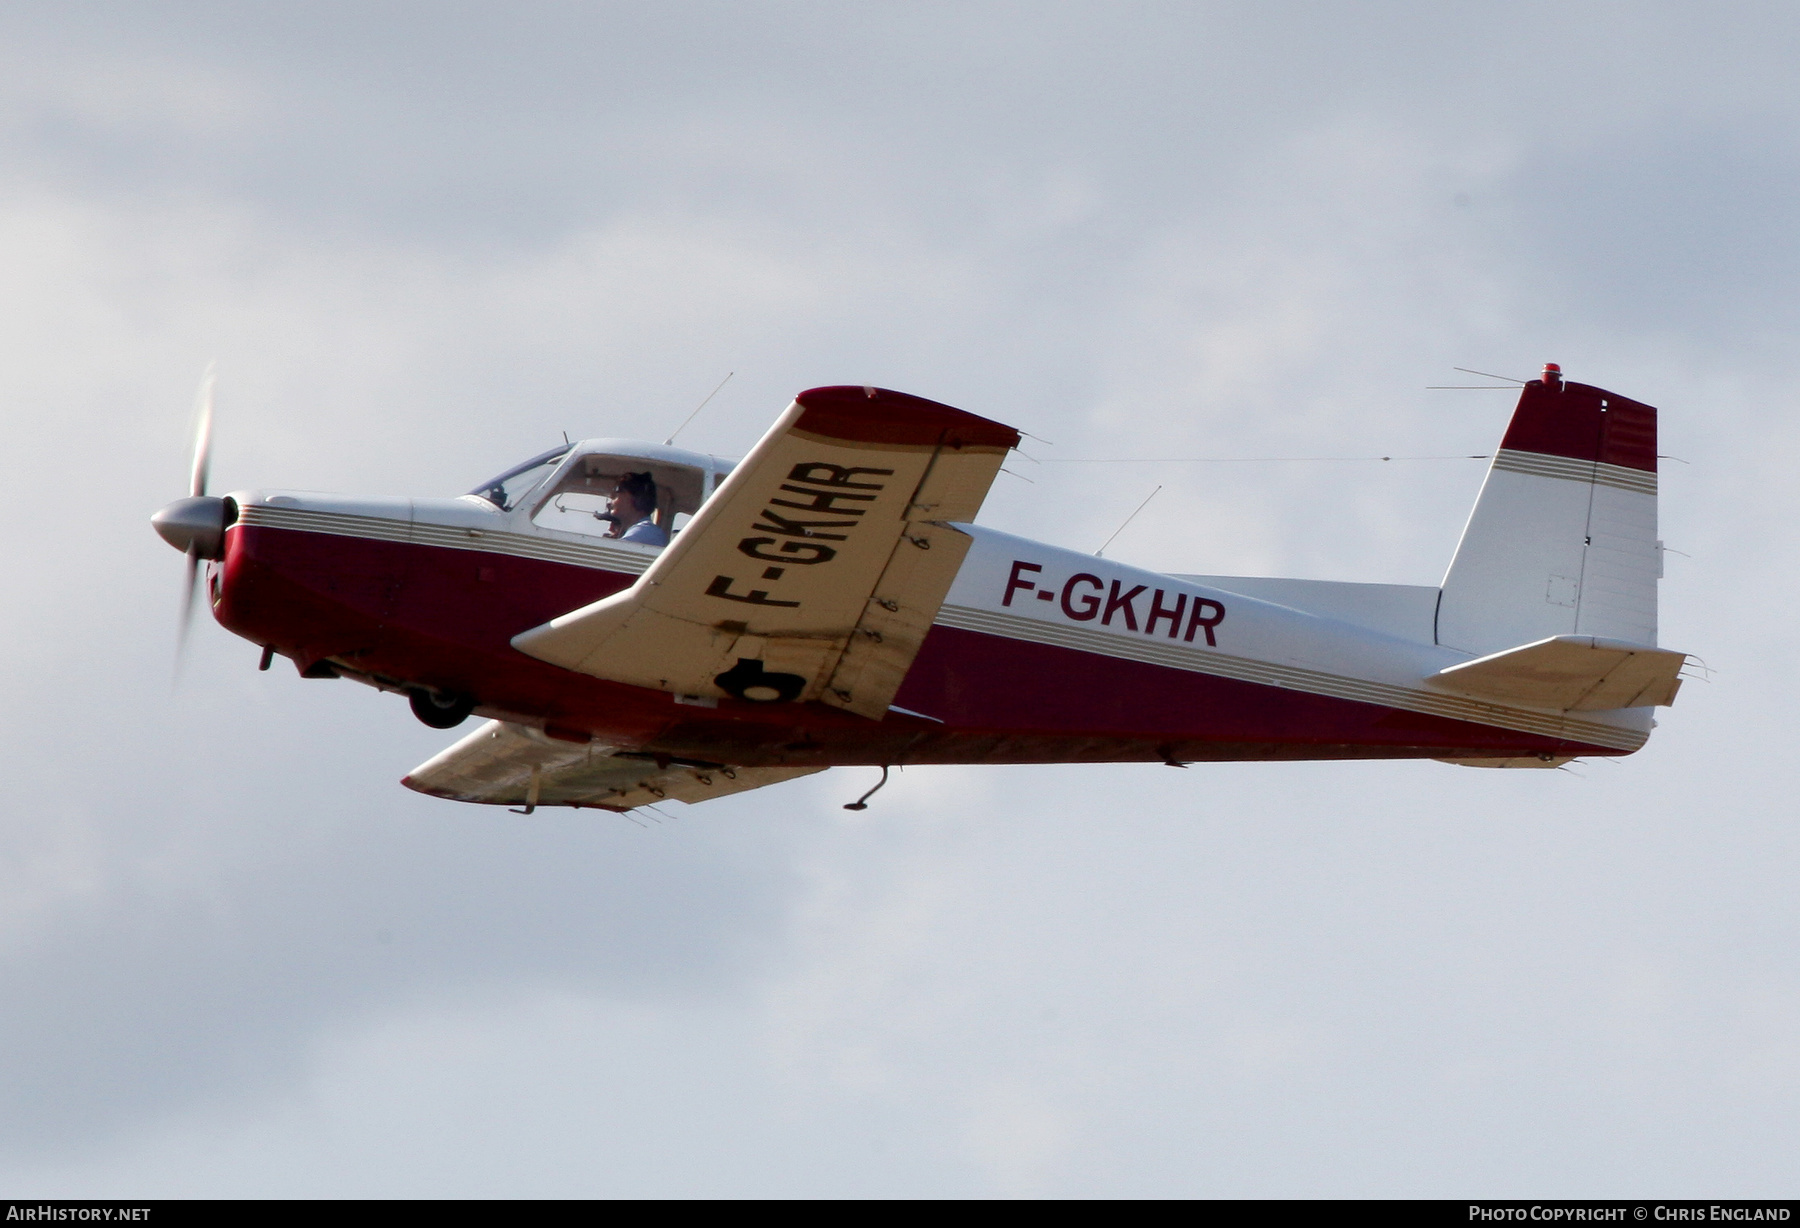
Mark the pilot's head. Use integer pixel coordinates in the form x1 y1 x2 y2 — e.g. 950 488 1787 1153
607 472 657 536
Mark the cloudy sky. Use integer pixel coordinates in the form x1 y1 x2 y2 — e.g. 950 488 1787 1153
1 1 1796 1197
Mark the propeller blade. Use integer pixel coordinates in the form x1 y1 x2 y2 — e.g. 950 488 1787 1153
174 363 216 681
189 363 215 498
175 546 201 678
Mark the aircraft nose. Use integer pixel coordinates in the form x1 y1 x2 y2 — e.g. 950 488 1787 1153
152 495 229 559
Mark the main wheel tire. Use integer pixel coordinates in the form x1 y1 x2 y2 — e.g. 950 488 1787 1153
409 688 476 729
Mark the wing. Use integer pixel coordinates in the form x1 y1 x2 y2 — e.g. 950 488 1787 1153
512 386 1020 719
402 719 825 812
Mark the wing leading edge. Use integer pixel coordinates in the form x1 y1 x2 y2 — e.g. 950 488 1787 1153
512 386 1020 719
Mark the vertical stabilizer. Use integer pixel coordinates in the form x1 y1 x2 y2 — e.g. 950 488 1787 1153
1437 367 1659 656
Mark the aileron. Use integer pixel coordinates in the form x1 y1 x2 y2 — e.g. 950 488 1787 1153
402 719 823 812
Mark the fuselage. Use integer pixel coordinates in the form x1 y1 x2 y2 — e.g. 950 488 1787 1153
208 452 1648 769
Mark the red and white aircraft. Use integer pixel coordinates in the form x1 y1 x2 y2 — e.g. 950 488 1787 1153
152 366 1688 813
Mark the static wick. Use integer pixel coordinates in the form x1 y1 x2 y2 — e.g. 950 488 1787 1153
1095 485 1161 557
666 371 735 446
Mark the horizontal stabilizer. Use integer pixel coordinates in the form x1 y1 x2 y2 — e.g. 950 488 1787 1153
1425 635 1686 712
402 720 824 811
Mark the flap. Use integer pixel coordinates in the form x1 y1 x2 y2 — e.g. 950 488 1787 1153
512 386 1019 719
1425 635 1687 711
401 719 824 812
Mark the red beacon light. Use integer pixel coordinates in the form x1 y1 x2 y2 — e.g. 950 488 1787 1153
1542 362 1564 390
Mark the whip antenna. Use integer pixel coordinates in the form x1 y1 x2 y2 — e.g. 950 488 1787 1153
666 371 734 445
1096 485 1161 557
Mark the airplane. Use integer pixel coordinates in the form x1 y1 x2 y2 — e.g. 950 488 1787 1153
151 364 1689 815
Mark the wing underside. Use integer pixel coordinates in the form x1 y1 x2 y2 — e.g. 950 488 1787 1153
402 719 824 812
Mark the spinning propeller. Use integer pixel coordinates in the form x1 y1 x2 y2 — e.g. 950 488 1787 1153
151 365 231 666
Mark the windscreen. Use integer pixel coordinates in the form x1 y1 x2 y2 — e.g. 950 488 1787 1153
467 446 571 511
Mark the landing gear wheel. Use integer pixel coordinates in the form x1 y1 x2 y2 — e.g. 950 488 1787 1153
409 688 476 729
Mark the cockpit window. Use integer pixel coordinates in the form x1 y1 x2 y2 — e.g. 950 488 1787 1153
468 446 571 510
529 450 709 545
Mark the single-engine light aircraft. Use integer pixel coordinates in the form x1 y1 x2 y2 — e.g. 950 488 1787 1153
152 366 1688 814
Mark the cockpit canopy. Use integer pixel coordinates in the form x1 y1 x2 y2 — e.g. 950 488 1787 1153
469 446 570 512
467 440 732 541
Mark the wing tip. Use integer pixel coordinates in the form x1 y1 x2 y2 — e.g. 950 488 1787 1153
794 385 1021 450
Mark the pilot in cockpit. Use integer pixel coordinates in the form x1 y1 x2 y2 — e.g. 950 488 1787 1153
606 472 669 548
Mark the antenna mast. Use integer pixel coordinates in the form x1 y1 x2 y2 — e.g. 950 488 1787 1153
666 372 734 446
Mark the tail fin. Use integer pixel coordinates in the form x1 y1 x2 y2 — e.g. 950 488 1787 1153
1437 366 1660 656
